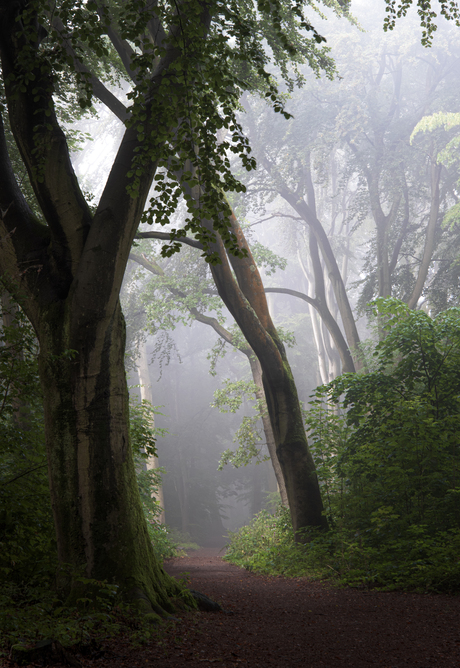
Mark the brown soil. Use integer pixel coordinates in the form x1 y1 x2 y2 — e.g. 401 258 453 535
6 548 460 667
158 548 460 667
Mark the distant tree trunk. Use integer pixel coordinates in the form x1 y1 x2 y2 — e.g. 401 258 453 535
261 156 361 369
368 177 401 298
407 161 442 309
137 338 165 524
178 456 190 535
297 247 341 382
251 460 262 517
170 365 190 535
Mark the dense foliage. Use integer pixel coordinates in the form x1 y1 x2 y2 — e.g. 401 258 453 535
0 300 53 586
224 505 319 576
226 299 460 592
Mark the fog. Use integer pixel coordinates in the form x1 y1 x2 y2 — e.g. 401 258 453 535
67 0 460 546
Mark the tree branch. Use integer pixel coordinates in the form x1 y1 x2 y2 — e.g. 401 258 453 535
51 16 130 123
96 4 141 85
129 251 251 352
1 12 95 276
135 231 203 249
262 155 361 362
1 463 47 487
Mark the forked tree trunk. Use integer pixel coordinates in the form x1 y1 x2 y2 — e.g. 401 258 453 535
0 3 196 613
260 157 361 369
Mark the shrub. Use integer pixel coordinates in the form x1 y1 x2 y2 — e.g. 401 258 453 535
226 300 460 593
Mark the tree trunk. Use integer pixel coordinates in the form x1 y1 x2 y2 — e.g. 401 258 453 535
38 302 179 614
129 252 290 508
0 5 194 613
407 161 442 309
297 246 344 381
137 338 166 524
261 157 361 368
248 355 289 507
205 216 327 537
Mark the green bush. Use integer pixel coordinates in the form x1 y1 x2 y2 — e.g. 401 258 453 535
225 505 460 592
224 506 325 578
227 300 460 593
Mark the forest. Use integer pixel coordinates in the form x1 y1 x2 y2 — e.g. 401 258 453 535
1 0 460 663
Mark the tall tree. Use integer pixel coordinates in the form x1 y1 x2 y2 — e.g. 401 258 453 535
0 0 335 608
334 24 460 309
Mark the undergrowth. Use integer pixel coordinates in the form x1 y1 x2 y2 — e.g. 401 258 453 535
226 303 460 594
224 506 316 578
224 505 460 593
0 571 181 661
167 529 201 554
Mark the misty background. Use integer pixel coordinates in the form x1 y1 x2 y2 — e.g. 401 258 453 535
67 0 460 547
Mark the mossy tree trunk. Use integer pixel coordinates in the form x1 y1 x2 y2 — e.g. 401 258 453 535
38 303 178 612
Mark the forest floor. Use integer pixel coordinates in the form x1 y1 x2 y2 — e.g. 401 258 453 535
5 547 460 667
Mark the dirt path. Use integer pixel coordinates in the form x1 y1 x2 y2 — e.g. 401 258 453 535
157 547 460 667
9 548 460 667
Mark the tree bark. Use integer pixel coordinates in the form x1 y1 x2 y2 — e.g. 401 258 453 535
248 355 289 507
39 302 177 613
204 215 327 537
